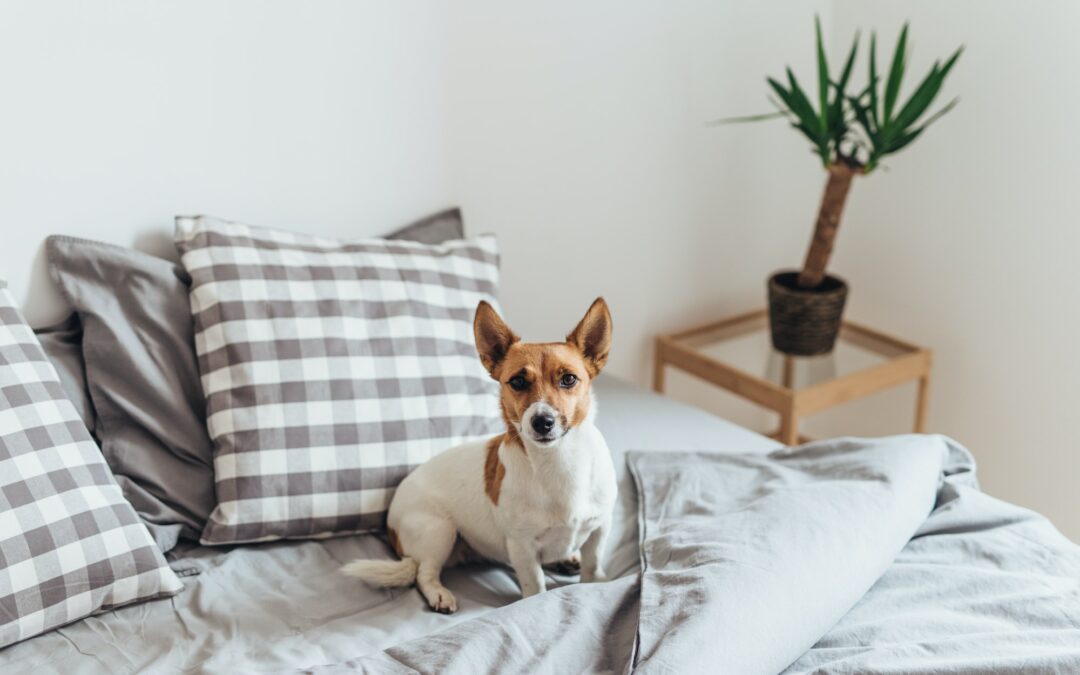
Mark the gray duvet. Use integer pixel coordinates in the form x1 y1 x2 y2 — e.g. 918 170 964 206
4 379 1079 674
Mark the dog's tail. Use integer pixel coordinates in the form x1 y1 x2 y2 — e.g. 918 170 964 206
340 557 419 588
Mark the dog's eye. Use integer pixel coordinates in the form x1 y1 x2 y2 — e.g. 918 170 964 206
508 375 529 391
559 373 578 389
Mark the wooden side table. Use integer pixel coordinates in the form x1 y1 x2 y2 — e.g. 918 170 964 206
653 309 932 445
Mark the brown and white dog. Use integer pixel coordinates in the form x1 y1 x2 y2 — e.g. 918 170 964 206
341 298 617 613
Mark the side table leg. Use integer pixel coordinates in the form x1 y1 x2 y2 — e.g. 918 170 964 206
653 359 666 394
915 374 930 433
779 410 799 446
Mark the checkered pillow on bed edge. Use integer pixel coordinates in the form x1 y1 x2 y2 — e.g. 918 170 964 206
0 285 182 649
174 215 503 545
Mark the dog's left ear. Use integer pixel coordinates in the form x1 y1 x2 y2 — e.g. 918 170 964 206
567 297 613 377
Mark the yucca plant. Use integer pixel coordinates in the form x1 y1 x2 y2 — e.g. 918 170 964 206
722 18 962 290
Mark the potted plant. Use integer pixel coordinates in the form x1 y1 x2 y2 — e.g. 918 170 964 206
720 19 962 355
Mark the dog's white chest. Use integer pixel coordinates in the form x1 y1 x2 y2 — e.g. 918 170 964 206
533 514 604 563
500 437 614 563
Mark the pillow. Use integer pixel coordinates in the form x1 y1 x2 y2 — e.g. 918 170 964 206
0 283 182 649
386 207 464 244
175 215 502 545
33 313 95 432
42 207 467 552
46 236 216 553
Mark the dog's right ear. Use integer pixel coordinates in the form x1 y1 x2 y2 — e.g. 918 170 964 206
474 301 519 377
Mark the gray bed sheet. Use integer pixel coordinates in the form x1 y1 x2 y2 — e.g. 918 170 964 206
310 435 1080 675
1 376 779 674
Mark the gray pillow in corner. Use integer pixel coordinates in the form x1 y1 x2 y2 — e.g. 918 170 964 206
46 236 216 553
34 312 96 431
42 208 466 552
387 206 464 244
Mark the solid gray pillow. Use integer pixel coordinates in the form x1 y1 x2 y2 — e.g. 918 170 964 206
43 208 466 552
34 312 96 432
47 236 215 553
386 207 464 244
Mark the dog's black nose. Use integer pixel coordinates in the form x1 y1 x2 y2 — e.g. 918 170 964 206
531 413 555 435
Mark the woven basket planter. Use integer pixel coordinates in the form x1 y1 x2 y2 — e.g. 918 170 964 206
767 271 848 356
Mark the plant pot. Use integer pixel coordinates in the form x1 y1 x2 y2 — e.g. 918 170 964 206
767 270 848 356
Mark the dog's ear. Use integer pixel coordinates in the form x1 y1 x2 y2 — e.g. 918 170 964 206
474 301 519 377
567 297 613 377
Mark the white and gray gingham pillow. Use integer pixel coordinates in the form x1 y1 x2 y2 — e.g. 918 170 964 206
175 216 502 545
0 284 182 649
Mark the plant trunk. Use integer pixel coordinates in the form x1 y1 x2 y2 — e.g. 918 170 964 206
797 163 857 289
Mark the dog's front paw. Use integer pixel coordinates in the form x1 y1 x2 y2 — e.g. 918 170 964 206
580 568 608 584
423 587 458 614
548 554 581 576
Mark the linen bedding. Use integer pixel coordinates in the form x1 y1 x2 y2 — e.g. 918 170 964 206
4 378 1079 673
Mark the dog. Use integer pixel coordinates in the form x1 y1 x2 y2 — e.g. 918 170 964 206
341 297 617 613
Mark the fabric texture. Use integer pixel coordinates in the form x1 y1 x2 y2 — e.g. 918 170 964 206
5 381 1078 673
33 313 95 432
316 435 1080 674
0 376 777 672
39 209 469 553
175 215 502 545
46 236 216 553
385 207 464 245
0 285 182 649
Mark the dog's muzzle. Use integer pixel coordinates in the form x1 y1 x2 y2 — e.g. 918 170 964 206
523 402 563 445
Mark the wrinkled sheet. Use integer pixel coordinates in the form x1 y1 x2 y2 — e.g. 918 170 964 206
6 377 1079 674
311 436 1080 674
0 377 778 673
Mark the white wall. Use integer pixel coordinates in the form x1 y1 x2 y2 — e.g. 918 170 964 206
1 0 829 374
0 1 456 325
2 2 1076 541
446 0 829 379
822 1 1080 541
449 0 1080 543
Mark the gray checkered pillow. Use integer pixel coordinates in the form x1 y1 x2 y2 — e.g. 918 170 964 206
175 216 502 545
0 285 182 649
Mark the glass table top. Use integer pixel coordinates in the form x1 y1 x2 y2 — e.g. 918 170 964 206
670 311 917 391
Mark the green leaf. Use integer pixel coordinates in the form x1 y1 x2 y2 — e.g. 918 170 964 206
784 69 824 137
891 65 950 135
891 47 961 135
769 76 825 156
706 111 788 125
868 32 880 129
815 15 830 134
828 32 859 139
885 96 963 155
890 97 959 148
941 45 964 77
766 77 795 110
883 22 909 123
834 32 859 95
790 121 828 156
889 63 941 133
918 96 960 129
768 78 807 128
885 126 925 154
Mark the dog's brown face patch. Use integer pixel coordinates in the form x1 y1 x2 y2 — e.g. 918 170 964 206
474 298 613 440
496 342 594 432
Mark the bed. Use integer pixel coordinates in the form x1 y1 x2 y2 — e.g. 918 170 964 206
3 213 1079 674
5 376 1080 674
1 376 770 673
